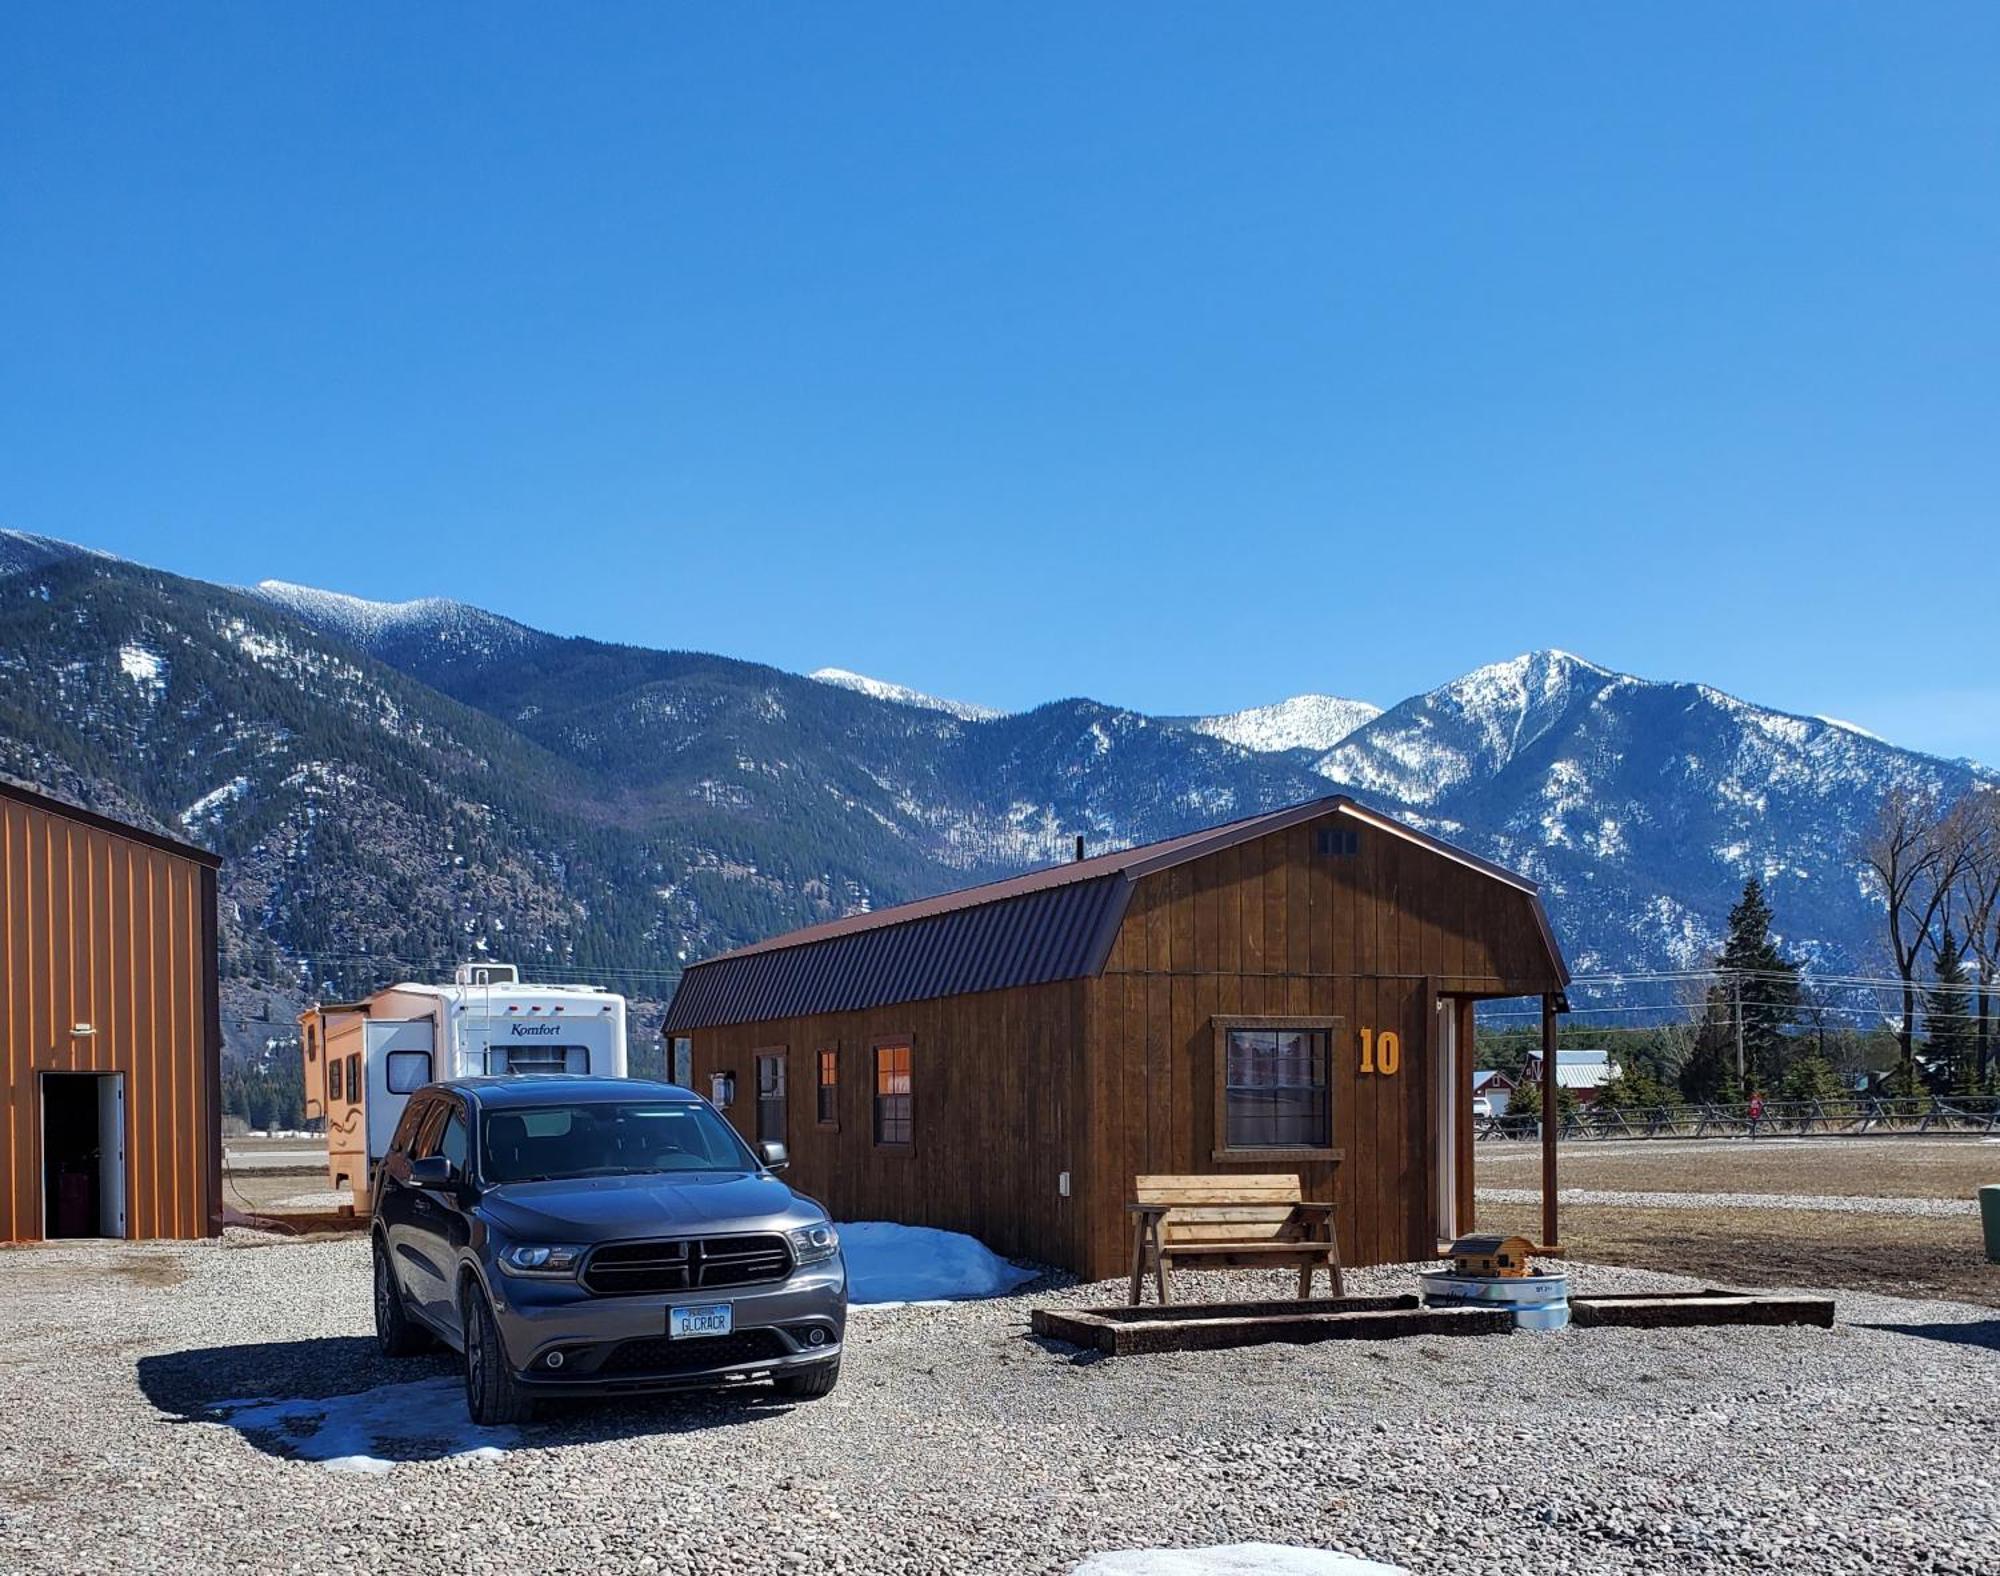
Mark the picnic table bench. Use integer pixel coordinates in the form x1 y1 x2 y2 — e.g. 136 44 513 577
1128 1172 1343 1306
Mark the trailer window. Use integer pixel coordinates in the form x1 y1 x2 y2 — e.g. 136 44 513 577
386 1050 432 1094
873 1041 912 1148
483 1044 590 1076
1216 1021 1333 1153
345 1053 361 1105
327 1056 342 1106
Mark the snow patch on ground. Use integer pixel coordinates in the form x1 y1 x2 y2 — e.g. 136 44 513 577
210 1376 518 1474
181 775 250 829
839 1222 1036 1304
118 643 166 699
1192 695 1382 755
1072 1545 1410 1576
810 667 1003 722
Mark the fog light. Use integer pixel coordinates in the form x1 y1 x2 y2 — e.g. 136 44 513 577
805 1327 828 1347
545 1350 566 1369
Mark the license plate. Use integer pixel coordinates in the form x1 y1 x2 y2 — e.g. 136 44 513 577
669 1303 733 1339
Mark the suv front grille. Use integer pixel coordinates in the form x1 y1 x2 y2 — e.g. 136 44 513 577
601 1328 791 1375
582 1234 792 1296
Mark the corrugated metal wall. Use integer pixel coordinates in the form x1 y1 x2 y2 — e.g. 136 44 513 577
1 788 222 1242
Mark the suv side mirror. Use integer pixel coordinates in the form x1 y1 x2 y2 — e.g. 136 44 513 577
408 1154 455 1189
758 1141 789 1172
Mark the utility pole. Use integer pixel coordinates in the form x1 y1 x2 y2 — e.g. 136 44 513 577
1733 971 1746 1086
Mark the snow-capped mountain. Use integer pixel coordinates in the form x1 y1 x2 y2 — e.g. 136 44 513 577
809 667 1005 722
6 531 1992 1064
1192 694 1383 755
249 579 539 662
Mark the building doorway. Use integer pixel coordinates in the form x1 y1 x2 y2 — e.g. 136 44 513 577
41 1073 127 1239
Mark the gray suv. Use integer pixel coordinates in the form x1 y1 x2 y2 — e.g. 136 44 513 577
371 1076 847 1424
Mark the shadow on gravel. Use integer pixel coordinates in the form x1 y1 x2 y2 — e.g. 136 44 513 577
139 1337 799 1470
1855 1320 2000 1352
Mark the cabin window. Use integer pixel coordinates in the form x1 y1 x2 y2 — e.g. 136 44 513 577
816 1047 839 1128
1212 1017 1338 1158
386 1050 432 1094
873 1041 913 1147
755 1051 787 1146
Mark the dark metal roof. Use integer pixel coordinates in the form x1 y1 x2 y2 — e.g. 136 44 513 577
0 774 223 867
664 872 1129 1032
662 793 1569 1032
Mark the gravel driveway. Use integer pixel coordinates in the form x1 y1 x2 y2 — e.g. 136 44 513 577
0 1233 1994 1575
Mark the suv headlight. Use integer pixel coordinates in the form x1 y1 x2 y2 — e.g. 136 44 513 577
497 1242 585 1278
787 1223 839 1267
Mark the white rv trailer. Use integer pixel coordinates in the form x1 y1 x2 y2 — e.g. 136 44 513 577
301 963 629 1212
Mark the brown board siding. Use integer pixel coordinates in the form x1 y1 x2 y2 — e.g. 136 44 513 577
678 800 1564 1283
0 789 221 1243
688 977 1090 1272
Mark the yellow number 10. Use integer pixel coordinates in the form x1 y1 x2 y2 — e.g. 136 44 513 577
1359 1028 1401 1076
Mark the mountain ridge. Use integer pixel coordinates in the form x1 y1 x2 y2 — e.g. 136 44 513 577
5 528 1992 1066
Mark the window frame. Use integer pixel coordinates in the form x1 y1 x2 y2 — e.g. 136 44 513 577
815 1045 840 1130
385 1049 432 1095
871 1036 914 1151
1210 1015 1344 1164
754 1047 788 1147
344 1052 362 1107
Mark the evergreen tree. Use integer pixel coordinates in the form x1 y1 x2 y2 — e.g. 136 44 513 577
1681 879 1800 1099
1923 926 1977 1094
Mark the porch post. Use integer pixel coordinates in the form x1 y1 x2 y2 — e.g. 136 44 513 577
1541 992 1559 1249
1456 999 1477 1232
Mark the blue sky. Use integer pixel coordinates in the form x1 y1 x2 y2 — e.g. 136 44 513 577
4 6 1997 761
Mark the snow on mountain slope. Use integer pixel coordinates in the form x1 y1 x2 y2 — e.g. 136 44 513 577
810 667 1004 722
1315 651 1618 804
1191 694 1382 754
0 528 115 579
249 579 538 659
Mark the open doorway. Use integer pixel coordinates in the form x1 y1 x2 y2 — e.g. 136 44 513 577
41 1073 126 1239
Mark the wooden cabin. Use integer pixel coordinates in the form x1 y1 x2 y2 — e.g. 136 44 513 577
663 794 1569 1280
0 778 223 1243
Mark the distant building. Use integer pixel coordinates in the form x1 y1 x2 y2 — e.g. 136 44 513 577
1471 1069 1516 1115
1521 1046 1620 1104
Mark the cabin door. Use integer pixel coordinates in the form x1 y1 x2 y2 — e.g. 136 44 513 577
755 1052 788 1146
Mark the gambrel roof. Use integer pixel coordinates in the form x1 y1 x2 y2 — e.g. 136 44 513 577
662 794 1567 1032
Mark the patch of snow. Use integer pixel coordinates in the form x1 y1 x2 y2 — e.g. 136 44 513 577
209 1377 519 1473
1072 1546 1410 1576
181 776 250 829
1191 695 1381 754
1817 715 1883 742
809 667 1004 722
839 1221 1036 1304
116 642 168 703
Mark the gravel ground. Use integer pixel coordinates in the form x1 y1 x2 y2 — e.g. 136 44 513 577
1 1235 1995 1575
1476 1187 1980 1218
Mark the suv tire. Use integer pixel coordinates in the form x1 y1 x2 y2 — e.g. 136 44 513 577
373 1236 431 1357
773 1359 840 1400
462 1283 536 1425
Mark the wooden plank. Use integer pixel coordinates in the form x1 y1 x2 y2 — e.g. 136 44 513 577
1032 1300 1512 1356
1568 1292 1836 1330
1135 1173 1304 1200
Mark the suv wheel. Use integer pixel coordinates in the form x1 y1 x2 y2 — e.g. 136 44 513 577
461 1283 535 1426
773 1359 840 1400
373 1237 431 1357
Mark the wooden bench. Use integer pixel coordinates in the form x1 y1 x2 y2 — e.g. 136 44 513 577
1128 1173 1343 1306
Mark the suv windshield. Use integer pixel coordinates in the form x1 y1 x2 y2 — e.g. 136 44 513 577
480 1101 756 1184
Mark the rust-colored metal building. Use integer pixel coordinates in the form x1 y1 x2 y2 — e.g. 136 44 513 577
1 779 223 1243
664 795 1569 1281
